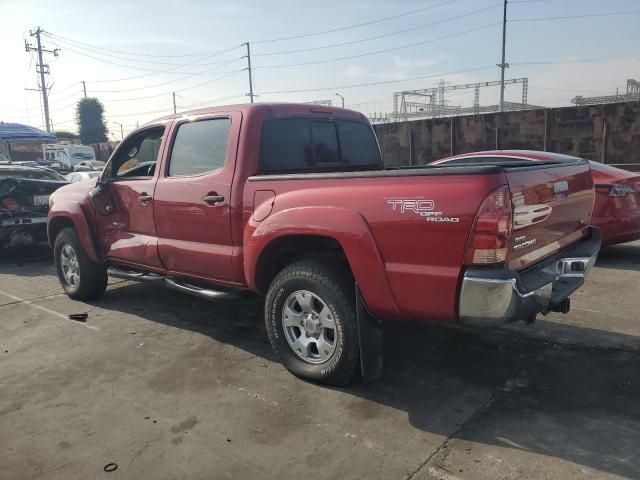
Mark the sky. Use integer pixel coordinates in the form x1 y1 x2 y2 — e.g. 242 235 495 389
0 0 638 138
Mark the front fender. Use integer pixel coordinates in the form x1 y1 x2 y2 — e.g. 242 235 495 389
244 206 400 318
48 201 100 262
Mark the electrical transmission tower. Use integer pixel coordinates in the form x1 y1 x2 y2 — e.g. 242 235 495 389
393 78 529 121
572 79 640 106
25 27 59 132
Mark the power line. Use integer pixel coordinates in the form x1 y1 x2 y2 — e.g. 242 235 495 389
45 36 244 78
511 10 640 22
96 69 245 101
49 82 82 96
254 3 501 57
253 0 458 43
44 31 222 58
255 23 499 69
42 34 245 84
48 89 83 105
45 34 221 66
511 54 640 66
89 57 245 93
256 65 496 95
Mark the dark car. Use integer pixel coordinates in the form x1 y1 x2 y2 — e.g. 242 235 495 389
1 164 68 249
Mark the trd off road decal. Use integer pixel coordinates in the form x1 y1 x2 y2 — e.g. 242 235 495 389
386 198 460 223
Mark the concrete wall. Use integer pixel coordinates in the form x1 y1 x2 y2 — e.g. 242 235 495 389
374 101 640 170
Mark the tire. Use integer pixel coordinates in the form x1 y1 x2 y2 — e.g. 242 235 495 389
54 227 107 301
265 260 360 385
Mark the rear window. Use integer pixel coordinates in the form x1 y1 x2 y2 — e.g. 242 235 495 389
259 118 381 173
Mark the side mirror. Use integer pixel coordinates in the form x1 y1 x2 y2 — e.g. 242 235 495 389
89 182 115 215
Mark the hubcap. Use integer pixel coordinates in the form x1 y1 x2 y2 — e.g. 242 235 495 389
282 290 338 364
60 244 80 288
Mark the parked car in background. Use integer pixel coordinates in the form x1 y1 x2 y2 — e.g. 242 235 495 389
48 104 599 385
73 160 106 172
65 171 102 183
430 150 640 247
42 143 97 172
1 164 67 249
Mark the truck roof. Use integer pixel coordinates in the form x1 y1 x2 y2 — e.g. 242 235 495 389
149 102 368 125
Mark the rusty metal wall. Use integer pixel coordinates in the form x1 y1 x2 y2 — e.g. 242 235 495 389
374 100 640 169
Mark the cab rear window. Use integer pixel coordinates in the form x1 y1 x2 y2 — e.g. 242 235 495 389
259 118 381 173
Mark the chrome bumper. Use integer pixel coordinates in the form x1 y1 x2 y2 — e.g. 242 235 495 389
459 227 601 327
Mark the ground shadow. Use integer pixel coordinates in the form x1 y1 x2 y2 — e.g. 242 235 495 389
91 273 640 479
595 241 640 271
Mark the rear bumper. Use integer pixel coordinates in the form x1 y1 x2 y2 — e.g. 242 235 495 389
458 227 601 327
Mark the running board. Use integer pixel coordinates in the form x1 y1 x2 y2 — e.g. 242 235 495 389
107 267 248 301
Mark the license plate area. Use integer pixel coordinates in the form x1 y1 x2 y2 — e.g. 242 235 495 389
33 195 50 206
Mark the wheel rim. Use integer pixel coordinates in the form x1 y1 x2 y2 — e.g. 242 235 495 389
59 244 80 288
282 290 338 364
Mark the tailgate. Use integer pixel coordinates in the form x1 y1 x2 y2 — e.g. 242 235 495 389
506 162 594 270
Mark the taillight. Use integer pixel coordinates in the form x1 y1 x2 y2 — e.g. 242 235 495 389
2 198 20 209
464 185 512 265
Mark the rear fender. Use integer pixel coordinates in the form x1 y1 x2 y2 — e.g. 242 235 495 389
48 203 99 262
244 206 400 318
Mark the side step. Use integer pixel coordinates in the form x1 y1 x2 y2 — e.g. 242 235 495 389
107 267 248 301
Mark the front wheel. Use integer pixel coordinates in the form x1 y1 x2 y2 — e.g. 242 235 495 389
54 227 107 301
265 260 359 385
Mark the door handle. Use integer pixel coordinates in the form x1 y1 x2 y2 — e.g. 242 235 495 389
203 195 224 204
138 194 153 203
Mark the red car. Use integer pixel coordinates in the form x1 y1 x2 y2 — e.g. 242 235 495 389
48 105 599 384
431 151 640 247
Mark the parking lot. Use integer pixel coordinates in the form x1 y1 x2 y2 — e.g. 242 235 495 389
1 242 639 480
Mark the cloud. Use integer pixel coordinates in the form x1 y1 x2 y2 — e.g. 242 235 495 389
343 64 367 80
392 57 440 71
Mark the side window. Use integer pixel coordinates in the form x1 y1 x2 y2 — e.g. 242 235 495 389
259 119 312 172
112 127 165 178
168 118 231 176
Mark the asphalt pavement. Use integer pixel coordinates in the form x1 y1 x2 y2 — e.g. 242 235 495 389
1 241 639 479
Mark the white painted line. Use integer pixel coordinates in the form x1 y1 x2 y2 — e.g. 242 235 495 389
0 289 99 331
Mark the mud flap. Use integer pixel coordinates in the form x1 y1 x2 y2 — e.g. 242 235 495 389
356 284 384 381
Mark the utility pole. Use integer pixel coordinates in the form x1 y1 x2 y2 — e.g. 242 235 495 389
113 121 124 140
172 92 177 114
498 0 509 113
244 42 255 103
82 80 87 99
25 27 59 132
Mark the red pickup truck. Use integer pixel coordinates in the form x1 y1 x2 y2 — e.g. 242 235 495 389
48 103 600 385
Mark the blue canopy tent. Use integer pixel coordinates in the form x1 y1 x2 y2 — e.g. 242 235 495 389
0 122 57 162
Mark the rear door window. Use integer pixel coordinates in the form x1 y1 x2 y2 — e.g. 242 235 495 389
168 118 231 176
259 118 381 173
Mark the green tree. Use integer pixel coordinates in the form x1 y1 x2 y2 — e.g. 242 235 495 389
75 98 108 144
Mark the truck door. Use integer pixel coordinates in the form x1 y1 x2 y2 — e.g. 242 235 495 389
152 113 240 281
95 125 167 268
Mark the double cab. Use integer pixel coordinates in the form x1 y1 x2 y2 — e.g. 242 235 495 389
48 103 600 384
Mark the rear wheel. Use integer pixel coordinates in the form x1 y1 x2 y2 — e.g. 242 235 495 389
54 228 107 301
265 260 359 385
